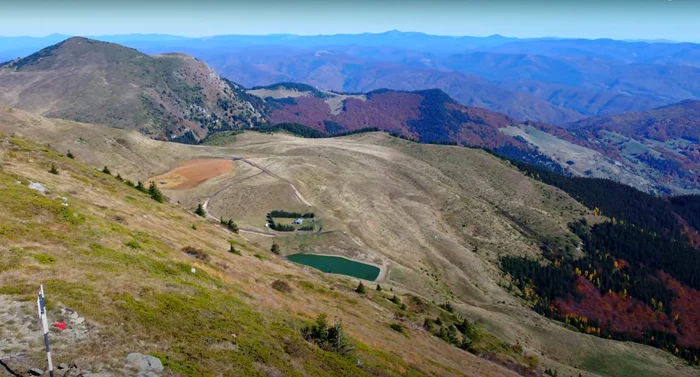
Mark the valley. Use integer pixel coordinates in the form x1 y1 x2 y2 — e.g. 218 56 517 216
2 106 699 376
1 29 700 377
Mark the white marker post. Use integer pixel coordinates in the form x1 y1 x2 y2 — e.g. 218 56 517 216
37 285 54 377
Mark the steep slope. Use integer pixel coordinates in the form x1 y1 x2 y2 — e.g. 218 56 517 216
0 37 264 142
0 126 532 377
3 108 698 377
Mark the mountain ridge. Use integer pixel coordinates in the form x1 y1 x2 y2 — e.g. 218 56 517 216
0 36 265 142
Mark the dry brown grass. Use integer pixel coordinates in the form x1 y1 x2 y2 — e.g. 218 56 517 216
148 158 233 190
0 112 697 377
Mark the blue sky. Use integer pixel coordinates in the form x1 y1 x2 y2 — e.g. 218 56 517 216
1 0 698 41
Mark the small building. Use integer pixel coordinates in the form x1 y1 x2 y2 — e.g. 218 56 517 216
292 218 304 225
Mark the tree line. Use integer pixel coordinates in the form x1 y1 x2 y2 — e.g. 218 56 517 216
269 210 315 218
501 218 700 366
253 122 380 138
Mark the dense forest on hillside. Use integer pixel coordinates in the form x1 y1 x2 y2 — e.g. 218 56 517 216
253 123 380 138
507 159 688 238
499 160 700 366
502 219 700 366
670 195 700 232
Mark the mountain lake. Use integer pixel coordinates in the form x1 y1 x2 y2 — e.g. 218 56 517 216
287 254 380 281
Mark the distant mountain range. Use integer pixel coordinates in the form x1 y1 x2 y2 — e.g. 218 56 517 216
1 36 699 195
2 31 700 125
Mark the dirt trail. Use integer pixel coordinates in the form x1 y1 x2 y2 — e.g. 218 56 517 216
200 156 313 235
237 158 312 206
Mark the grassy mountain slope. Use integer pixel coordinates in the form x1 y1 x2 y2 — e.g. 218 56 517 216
0 37 264 142
0 130 529 377
2 108 698 376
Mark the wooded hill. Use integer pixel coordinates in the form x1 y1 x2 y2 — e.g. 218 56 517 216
501 160 700 366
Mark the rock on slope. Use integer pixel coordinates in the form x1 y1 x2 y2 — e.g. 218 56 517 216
0 37 264 142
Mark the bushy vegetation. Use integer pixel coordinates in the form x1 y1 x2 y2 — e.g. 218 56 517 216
49 164 59 175
269 210 315 218
301 313 355 356
270 242 281 255
253 123 380 139
228 243 241 255
182 246 208 261
271 279 292 293
195 203 206 217
266 212 296 232
220 217 239 233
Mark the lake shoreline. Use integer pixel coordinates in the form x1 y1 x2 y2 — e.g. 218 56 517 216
287 252 387 282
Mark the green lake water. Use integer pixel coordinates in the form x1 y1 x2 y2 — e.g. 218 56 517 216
287 254 380 281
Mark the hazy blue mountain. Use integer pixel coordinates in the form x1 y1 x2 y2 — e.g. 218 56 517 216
2 31 700 122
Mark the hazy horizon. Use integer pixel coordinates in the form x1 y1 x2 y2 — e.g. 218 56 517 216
1 0 699 42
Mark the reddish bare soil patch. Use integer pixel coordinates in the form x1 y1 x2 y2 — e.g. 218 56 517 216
149 159 233 190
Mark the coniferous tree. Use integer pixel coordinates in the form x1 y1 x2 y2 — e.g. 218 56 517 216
355 281 366 294
270 242 281 255
66 150 75 159
195 203 206 217
148 181 164 203
115 173 123 181
376 284 382 291
102 166 111 175
135 180 147 193
49 164 59 175
227 220 239 233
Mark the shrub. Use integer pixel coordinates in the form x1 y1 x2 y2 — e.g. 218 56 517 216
439 302 454 313
389 323 404 333
270 242 280 255
355 282 366 294
102 166 111 175
229 244 241 255
376 284 382 291
66 150 75 159
390 295 401 305
124 179 135 187
271 279 292 293
182 246 208 261
195 203 206 217
254 253 264 260
229 221 239 233
115 173 123 181
125 240 141 249
301 314 354 355
49 164 59 175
